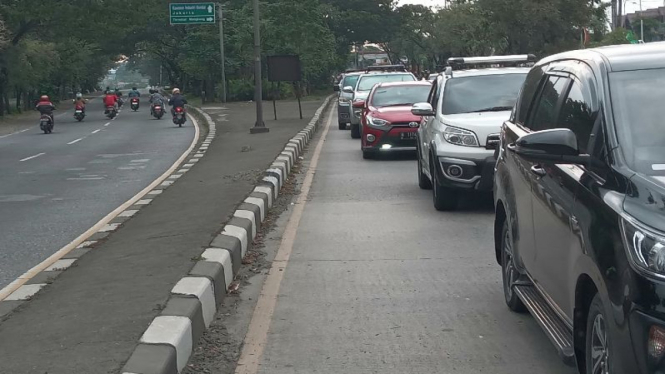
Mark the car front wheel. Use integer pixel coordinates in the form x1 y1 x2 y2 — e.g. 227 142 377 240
586 294 613 374
431 157 458 211
350 124 361 139
417 144 432 190
501 220 526 313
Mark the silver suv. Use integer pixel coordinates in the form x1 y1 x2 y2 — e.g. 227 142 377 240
412 55 534 211
336 72 363 130
342 66 416 139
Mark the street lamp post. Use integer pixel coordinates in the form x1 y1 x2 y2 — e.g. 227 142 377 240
250 0 269 134
640 0 644 41
218 3 227 103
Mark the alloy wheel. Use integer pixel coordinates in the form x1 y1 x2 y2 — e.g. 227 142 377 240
502 229 518 302
591 314 610 374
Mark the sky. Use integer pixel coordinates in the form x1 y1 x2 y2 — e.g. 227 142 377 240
395 0 665 14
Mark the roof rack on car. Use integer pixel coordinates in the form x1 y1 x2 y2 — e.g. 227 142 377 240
445 54 536 77
365 65 408 73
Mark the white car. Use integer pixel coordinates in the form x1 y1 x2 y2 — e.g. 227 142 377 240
413 55 533 211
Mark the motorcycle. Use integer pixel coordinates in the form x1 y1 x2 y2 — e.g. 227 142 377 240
39 114 54 134
173 106 186 127
130 98 139 112
151 104 165 120
74 107 85 122
105 105 117 119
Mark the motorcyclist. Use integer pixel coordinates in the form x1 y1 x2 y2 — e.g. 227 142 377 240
74 93 87 113
103 91 119 113
168 88 187 119
115 88 124 107
149 89 166 116
105 86 111 94
128 87 141 98
35 95 56 126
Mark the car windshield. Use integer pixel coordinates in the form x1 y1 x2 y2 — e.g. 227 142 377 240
357 74 415 91
370 85 431 107
441 73 527 115
342 75 360 89
610 69 665 175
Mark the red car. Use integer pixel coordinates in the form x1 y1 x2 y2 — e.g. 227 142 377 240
353 81 432 159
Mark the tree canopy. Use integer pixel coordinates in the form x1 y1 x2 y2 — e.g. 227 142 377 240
0 0 629 115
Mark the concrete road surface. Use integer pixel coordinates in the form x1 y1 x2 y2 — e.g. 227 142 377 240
233 109 577 374
0 95 195 289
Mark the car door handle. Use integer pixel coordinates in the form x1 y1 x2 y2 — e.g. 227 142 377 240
530 165 547 177
507 143 516 152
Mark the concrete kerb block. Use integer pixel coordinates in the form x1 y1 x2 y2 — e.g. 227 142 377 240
210 235 242 275
139 316 192 373
288 139 302 154
244 196 266 222
199 248 233 293
122 344 178 374
281 148 296 162
285 144 300 158
277 155 293 172
236 203 262 229
171 277 216 328
224 218 252 257
262 176 279 199
253 185 274 209
266 168 283 190
160 295 206 346
234 209 257 239
271 161 288 179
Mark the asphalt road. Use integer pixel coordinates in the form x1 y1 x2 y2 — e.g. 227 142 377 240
0 95 195 289
243 110 577 374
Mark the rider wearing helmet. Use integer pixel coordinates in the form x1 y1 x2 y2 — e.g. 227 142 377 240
74 93 87 112
168 88 187 118
36 95 56 125
103 90 119 113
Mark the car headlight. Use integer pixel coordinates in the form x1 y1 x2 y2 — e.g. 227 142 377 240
621 217 665 277
443 126 479 147
366 115 389 127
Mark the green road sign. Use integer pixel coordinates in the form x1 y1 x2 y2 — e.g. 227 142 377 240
170 3 215 25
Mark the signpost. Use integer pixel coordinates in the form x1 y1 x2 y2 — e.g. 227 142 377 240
170 3 216 25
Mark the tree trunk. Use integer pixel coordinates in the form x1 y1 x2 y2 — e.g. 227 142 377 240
3 93 10 115
15 87 22 113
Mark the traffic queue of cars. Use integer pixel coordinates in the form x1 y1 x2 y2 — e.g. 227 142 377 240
336 42 665 374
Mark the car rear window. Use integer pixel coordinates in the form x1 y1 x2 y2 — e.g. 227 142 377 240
441 73 527 115
342 75 360 89
357 74 416 91
370 85 431 107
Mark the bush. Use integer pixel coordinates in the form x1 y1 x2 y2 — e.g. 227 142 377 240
224 78 296 102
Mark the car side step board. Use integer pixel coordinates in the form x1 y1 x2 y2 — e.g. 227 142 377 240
514 285 576 366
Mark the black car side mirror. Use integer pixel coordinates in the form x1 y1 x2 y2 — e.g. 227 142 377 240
509 129 590 164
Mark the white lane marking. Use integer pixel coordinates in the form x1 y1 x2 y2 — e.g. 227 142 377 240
0 112 201 302
99 223 121 232
67 177 104 181
77 241 97 249
67 138 84 145
147 190 163 195
131 159 150 163
135 199 152 205
45 259 77 271
91 129 101 134
20 153 45 162
20 129 29 133
104 123 110 127
4 284 46 301
118 209 138 218
235 103 334 374
0 128 31 139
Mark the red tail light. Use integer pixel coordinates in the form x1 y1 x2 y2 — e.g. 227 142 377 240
175 107 184 113
155 106 161 110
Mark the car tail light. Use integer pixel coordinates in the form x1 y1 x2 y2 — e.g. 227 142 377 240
649 326 665 360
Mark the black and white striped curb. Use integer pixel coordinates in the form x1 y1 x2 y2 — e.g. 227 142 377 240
121 95 334 374
0 110 213 317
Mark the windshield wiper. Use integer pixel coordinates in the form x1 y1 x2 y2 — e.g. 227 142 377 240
379 103 412 107
470 106 513 113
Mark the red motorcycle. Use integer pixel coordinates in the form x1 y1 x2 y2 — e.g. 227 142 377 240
173 106 186 127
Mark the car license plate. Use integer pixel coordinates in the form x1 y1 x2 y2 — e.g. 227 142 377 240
400 132 417 140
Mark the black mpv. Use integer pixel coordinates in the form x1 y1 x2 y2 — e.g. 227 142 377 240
494 42 665 374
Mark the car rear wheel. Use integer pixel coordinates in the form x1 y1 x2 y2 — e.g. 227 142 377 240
417 144 432 190
586 294 613 374
431 157 458 211
501 220 526 313
338 122 347 130
350 124 360 139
